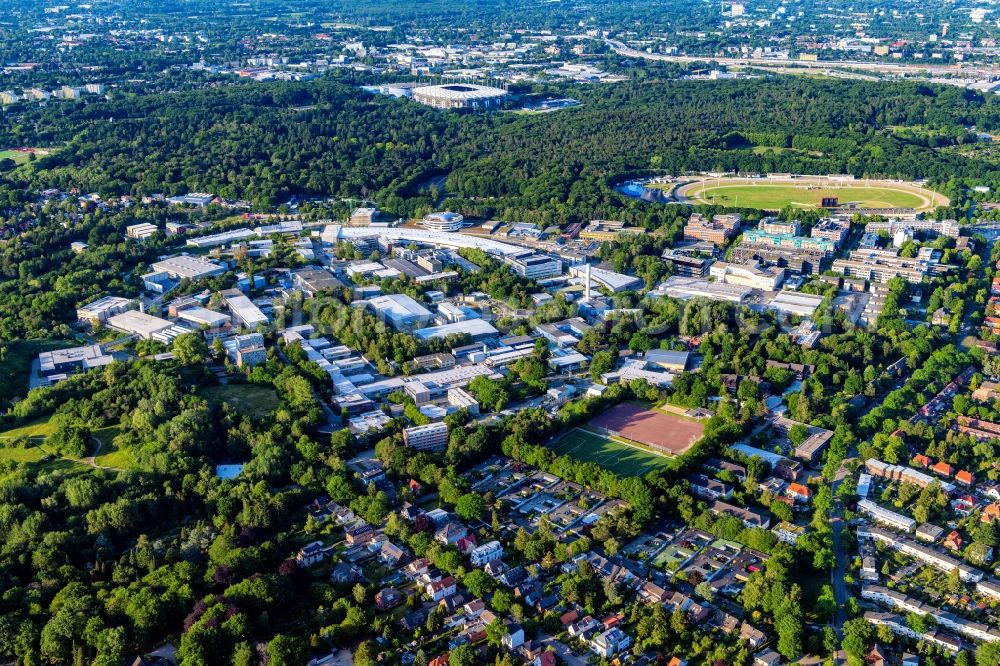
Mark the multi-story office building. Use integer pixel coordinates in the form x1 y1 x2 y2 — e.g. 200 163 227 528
403 422 449 452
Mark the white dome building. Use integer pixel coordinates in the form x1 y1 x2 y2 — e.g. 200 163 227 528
420 211 467 232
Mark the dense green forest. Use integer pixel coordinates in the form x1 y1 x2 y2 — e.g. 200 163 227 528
2 76 1000 220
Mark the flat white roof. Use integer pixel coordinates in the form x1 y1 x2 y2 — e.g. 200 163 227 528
414 319 499 340
368 294 432 320
151 255 225 279
177 306 230 327
107 310 175 337
329 225 525 257
225 293 268 326
78 295 133 314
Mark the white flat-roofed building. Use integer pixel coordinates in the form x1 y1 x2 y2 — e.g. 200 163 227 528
38 344 114 377
222 290 268 329
77 296 136 326
652 276 752 303
328 225 524 257
857 473 872 498
150 255 226 281
413 319 499 341
403 422 449 452
368 294 433 331
346 261 386 278
447 387 480 415
185 228 255 248
253 220 303 236
411 83 508 110
568 264 642 293
348 410 393 435
857 500 916 533
357 364 497 399
470 540 504 566
126 222 159 240
420 211 468 232
437 302 468 323
176 307 230 329
766 291 825 318
168 192 215 207
710 261 784 290
107 310 181 340
505 252 562 279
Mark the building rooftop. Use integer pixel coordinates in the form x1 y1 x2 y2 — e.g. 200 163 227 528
414 319 500 340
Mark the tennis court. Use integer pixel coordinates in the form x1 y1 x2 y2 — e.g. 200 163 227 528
549 428 670 477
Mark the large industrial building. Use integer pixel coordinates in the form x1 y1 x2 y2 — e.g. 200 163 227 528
221 289 269 329
38 344 114 378
143 255 226 293
367 294 434 331
106 310 188 343
410 83 508 110
413 319 500 342
77 296 136 326
504 252 562 280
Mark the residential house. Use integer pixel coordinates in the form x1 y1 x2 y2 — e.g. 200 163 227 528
687 474 734 500
784 482 812 503
379 541 409 568
502 623 525 650
754 650 782 666
740 623 767 649
932 461 954 478
296 541 333 567
404 558 431 579
568 616 599 639
956 470 975 487
330 562 364 584
534 652 556 666
345 523 375 546
426 575 457 602
484 559 506 578
945 531 964 551
916 523 945 543
498 565 529 588
375 587 402 611
638 580 669 604
590 628 631 659
470 540 504 567
435 522 470 546
463 599 485 618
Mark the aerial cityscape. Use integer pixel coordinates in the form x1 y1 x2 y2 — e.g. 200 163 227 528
7 1 1000 665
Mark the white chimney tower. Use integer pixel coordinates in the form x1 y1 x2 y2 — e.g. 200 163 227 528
585 263 592 301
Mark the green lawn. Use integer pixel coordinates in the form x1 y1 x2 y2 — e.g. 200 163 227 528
90 426 142 470
548 428 670 477
0 446 46 464
0 149 36 165
685 182 933 210
0 416 56 441
202 384 281 416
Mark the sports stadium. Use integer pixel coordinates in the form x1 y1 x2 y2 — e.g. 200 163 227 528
670 175 948 212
